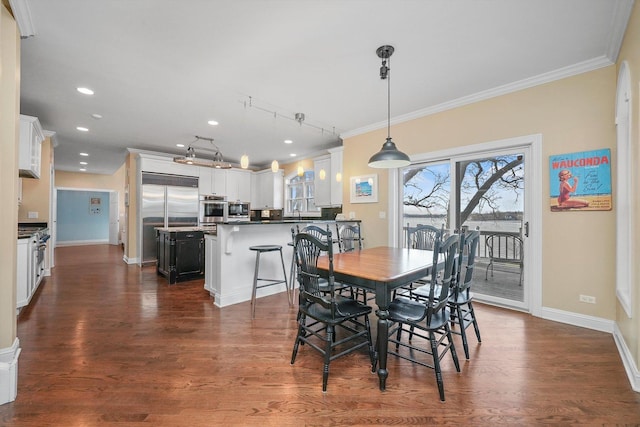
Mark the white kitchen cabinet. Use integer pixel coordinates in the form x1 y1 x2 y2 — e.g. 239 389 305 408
313 147 343 207
204 234 221 297
211 169 226 196
313 156 332 207
18 178 23 205
198 167 212 195
328 147 343 206
16 239 29 309
251 169 283 209
139 155 199 177
226 169 251 202
19 115 44 179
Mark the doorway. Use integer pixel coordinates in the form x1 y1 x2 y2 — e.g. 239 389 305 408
394 135 541 313
54 188 120 247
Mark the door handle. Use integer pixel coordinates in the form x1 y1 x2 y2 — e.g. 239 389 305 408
524 221 529 237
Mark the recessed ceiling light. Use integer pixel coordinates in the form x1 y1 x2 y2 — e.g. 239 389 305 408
284 139 293 144
76 87 94 95
76 126 89 132
79 152 89 156
207 120 219 126
80 161 88 165
290 153 297 157
176 143 185 148
91 113 102 119
79 168 87 172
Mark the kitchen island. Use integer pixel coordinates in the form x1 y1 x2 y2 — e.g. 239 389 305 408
205 220 357 307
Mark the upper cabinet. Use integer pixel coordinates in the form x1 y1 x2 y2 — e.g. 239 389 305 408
313 147 343 207
139 154 199 178
328 147 343 206
19 115 44 179
226 169 251 202
313 156 332 207
251 169 283 209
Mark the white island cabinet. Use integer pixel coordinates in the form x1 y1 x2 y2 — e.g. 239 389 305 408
204 222 299 307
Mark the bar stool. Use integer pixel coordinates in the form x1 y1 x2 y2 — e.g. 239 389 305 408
249 245 290 319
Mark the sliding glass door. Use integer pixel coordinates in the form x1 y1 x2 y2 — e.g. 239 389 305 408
400 147 528 310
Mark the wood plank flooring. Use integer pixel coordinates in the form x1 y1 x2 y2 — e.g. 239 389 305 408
1 244 639 425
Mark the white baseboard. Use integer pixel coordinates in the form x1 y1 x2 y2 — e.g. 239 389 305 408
123 255 139 265
0 338 21 405
613 323 640 392
539 306 614 333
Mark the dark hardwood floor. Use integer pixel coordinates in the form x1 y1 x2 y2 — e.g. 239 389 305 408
1 244 639 425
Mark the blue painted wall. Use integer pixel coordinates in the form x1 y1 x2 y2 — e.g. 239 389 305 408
57 190 110 242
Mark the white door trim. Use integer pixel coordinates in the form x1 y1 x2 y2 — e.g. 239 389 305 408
389 133 543 316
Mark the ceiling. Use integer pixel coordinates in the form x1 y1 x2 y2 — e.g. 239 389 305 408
15 0 633 175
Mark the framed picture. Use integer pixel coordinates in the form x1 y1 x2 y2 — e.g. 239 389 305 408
350 174 378 204
549 148 612 212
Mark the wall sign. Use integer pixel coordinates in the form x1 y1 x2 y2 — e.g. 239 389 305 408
549 148 612 211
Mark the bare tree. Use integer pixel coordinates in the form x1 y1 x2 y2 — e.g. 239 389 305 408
403 155 523 225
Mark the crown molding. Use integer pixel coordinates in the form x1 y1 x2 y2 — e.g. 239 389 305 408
8 0 36 38
606 0 635 62
341 56 614 140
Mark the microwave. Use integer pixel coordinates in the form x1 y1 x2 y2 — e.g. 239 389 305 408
199 195 227 224
228 201 250 220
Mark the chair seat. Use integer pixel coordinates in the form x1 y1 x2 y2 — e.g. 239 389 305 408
387 297 451 331
302 295 372 324
250 245 282 252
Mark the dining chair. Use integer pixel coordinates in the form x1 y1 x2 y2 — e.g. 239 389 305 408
394 223 445 298
336 223 364 253
335 223 371 303
382 233 461 401
291 228 376 392
447 228 482 359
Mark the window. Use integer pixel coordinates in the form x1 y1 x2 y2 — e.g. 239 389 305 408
615 61 632 318
285 171 320 216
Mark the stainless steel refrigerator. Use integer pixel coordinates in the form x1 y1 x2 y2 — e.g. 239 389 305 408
141 173 199 264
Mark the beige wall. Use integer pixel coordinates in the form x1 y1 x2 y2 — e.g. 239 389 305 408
18 136 52 222
56 164 125 191
0 2 19 349
343 66 616 322
616 1 640 377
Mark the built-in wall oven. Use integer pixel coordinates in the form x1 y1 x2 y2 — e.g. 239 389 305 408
199 195 227 224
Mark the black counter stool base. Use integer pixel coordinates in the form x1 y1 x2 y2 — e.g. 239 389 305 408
250 245 291 319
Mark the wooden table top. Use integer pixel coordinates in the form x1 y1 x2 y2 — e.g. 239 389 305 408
317 246 434 288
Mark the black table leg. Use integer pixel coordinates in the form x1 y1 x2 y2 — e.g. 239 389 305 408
376 311 389 390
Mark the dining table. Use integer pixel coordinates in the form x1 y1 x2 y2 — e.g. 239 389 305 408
316 246 434 391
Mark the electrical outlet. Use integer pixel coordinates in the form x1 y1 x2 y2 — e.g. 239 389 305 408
379 211 386 219
28 211 38 219
579 294 596 304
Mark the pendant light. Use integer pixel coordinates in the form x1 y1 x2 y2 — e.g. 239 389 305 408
368 45 411 168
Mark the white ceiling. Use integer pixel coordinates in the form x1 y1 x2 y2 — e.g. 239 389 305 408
16 0 633 175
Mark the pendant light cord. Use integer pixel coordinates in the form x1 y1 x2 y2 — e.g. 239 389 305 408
387 56 391 140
